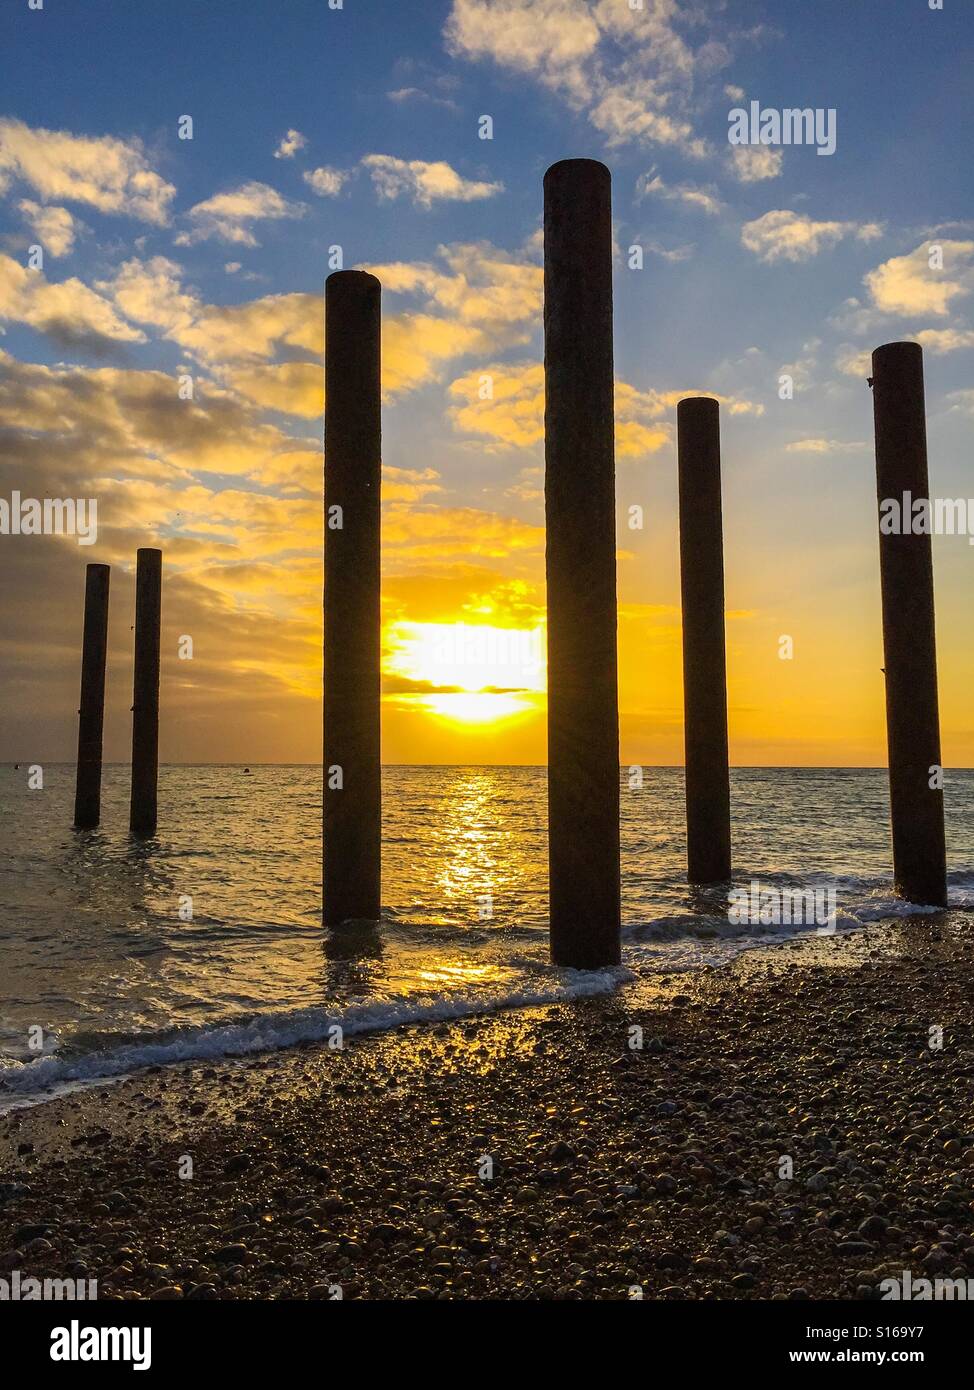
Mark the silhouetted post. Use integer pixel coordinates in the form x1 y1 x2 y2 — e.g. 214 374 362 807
129 547 162 838
871 341 947 907
544 159 621 968
678 397 731 883
323 270 381 926
73 563 110 829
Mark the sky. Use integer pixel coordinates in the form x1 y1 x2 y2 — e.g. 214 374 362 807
1 0 972 767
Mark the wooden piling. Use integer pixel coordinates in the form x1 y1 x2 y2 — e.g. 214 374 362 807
543 159 621 968
871 341 947 907
677 397 731 883
129 547 162 838
73 563 110 829
323 270 382 926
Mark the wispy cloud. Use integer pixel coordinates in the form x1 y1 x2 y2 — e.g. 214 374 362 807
727 144 783 183
915 327 974 354
302 166 351 197
273 128 306 159
447 364 762 454
176 182 306 247
444 0 731 158
387 86 460 112
635 172 724 216
742 209 882 263
784 437 869 454
0 118 175 224
17 200 80 257
361 154 503 207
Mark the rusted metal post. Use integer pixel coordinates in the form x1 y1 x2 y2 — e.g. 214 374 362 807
73 563 110 829
129 547 162 838
323 270 382 926
677 397 731 883
543 159 621 968
871 341 947 906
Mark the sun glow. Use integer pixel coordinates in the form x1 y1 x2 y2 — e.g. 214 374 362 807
385 620 546 726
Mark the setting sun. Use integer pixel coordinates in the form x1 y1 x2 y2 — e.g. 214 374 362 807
384 620 546 724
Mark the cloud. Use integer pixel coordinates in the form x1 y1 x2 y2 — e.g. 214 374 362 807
447 363 763 454
365 241 543 394
0 253 144 347
444 0 730 157
0 348 333 758
946 389 974 415
381 466 443 503
17 200 79 257
383 504 543 560
784 438 869 454
361 154 503 207
915 327 974 354
778 341 819 392
728 145 783 183
863 240 974 318
640 240 695 263
303 166 351 197
99 255 319 369
273 129 307 159
0 350 314 488
835 344 872 378
448 362 545 449
0 118 175 224
101 238 542 406
222 361 323 418
387 86 460 112
742 210 883 263
826 295 889 337
635 173 724 216
100 255 200 334
176 182 306 247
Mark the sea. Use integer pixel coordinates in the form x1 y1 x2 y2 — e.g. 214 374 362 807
2 764 973 1109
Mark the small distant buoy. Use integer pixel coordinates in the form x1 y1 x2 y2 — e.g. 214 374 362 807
243 767 251 774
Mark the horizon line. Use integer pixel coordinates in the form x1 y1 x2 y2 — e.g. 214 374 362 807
7 762 974 773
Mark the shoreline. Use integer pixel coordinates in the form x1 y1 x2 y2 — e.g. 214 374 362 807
2 915 973 1300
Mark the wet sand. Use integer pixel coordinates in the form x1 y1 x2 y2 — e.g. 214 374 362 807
2 916 973 1300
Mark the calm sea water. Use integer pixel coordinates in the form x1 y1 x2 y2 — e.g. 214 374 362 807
2 764 973 1104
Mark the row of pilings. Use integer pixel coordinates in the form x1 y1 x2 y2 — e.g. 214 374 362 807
320 157 948 969
73 547 161 837
68 162 946 963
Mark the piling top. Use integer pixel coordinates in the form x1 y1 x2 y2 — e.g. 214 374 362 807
136 547 162 560
325 269 381 295
544 158 610 190
677 395 720 418
85 562 110 574
873 341 923 367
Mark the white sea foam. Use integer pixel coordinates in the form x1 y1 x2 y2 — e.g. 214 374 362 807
0 967 631 1110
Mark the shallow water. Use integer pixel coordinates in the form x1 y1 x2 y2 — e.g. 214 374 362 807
1 764 972 1101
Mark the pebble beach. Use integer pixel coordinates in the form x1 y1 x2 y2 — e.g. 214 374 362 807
2 914 973 1301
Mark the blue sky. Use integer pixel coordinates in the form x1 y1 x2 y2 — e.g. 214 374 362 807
1 0 972 765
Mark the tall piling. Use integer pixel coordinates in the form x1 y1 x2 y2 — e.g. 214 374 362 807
323 270 382 926
73 563 111 829
677 397 731 883
129 547 162 838
543 159 621 968
871 341 947 906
